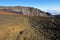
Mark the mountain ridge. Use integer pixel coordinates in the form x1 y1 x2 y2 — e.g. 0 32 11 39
0 6 60 40
0 6 51 17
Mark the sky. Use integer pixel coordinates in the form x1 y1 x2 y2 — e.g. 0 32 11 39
0 0 60 11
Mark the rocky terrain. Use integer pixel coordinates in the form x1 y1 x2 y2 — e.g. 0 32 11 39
0 6 51 17
0 6 60 40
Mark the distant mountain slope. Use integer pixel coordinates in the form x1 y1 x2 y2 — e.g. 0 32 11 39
53 15 60 18
0 6 51 17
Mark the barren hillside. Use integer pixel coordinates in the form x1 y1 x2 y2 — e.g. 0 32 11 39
0 6 60 40
0 14 59 40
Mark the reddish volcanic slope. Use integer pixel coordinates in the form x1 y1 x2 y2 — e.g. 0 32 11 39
0 10 23 16
0 10 15 14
